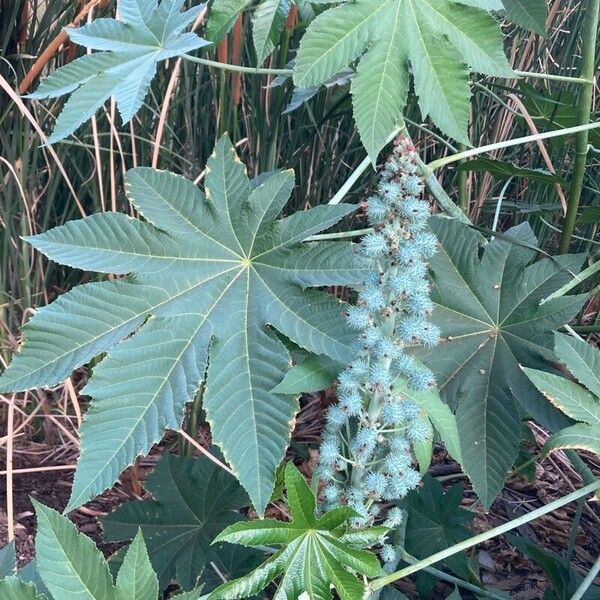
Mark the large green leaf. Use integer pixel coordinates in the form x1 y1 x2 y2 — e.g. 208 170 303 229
252 0 293 64
34 500 115 600
522 368 600 426
294 0 513 160
103 453 253 591
205 0 254 41
544 424 600 457
208 463 384 600
414 217 586 507
400 475 474 579
0 577 48 600
32 501 169 600
28 0 208 143
554 333 600 399
0 136 360 515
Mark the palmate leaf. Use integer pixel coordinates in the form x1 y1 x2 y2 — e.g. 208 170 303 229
28 0 209 143
413 217 587 507
208 463 384 600
102 453 255 592
521 368 600 427
26 501 192 600
34 500 115 600
523 333 600 460
554 332 600 399
0 135 361 515
400 475 474 579
294 0 514 161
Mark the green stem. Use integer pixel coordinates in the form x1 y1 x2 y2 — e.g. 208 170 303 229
513 70 593 85
427 123 600 171
183 54 293 76
370 480 600 590
327 153 373 206
415 155 471 224
328 128 404 206
305 228 373 242
218 69 227 138
565 450 597 487
398 551 506 600
566 498 584 563
457 143 469 213
571 553 600 600
558 0 600 253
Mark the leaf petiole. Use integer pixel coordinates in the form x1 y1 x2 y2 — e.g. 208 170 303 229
183 54 294 76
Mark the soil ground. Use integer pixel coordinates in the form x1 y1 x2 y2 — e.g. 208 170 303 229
1 395 599 599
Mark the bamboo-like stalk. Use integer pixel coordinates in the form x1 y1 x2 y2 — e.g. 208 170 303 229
558 0 600 253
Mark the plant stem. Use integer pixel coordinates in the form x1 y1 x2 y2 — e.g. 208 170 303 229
571 553 600 600
327 153 373 205
513 70 593 85
305 228 373 242
328 128 404 205
327 127 471 224
415 155 471 224
398 551 506 600
558 0 600 253
427 123 600 171
566 498 585 563
370 480 600 590
457 143 469 213
183 54 293 76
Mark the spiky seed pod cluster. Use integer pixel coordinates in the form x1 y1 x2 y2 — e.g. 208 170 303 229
317 136 440 528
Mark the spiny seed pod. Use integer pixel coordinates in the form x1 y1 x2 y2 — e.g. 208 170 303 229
317 135 440 527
